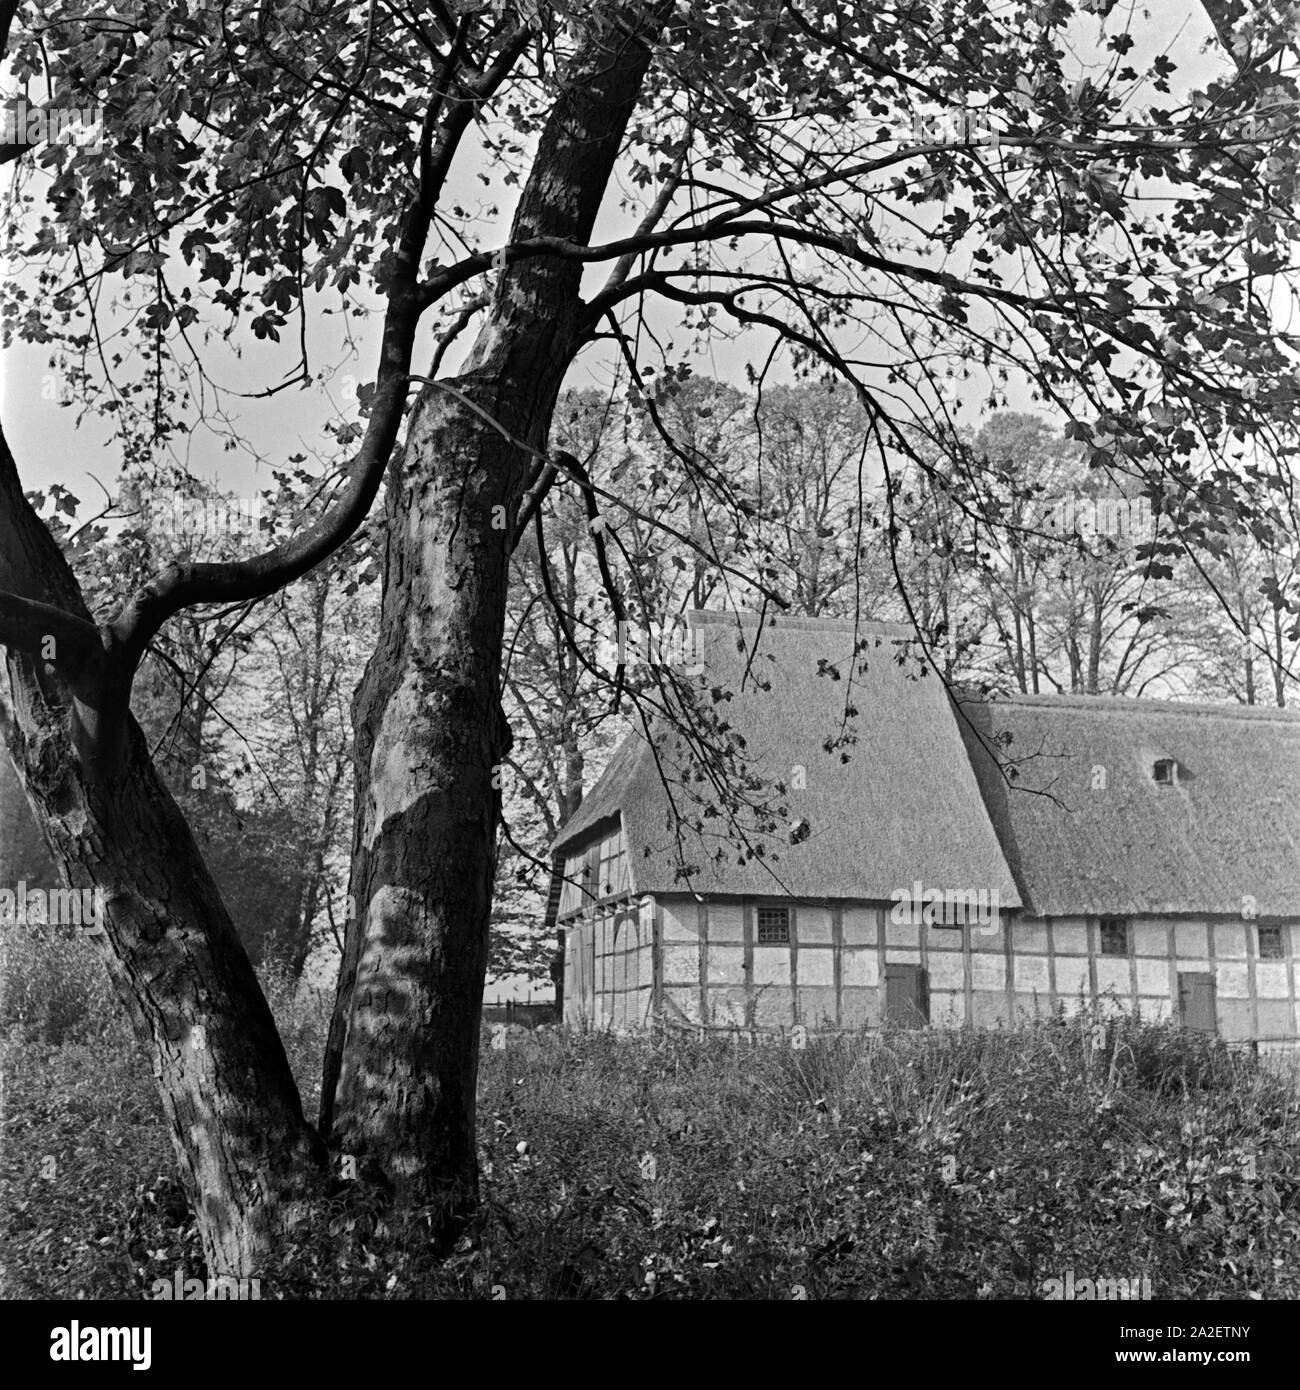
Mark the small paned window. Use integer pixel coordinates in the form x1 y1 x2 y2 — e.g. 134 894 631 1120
756 907 790 944
1100 917 1129 955
1258 924 1284 960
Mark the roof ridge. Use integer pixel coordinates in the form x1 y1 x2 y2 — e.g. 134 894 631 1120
960 692 1300 721
685 609 914 637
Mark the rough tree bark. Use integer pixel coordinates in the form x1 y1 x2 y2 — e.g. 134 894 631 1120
318 9 665 1219
0 428 325 1278
0 747 56 881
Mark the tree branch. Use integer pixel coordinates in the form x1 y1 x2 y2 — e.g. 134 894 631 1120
502 753 559 841
598 117 694 301
0 592 103 674
565 451 627 712
409 374 791 612
511 457 558 552
108 306 411 668
430 290 489 379
101 23 533 671
419 131 1266 308
0 0 18 57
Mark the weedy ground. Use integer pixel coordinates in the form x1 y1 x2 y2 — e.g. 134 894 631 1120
3 924 1299 1299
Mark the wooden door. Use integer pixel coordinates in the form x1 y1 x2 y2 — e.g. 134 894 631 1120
885 964 929 1027
1178 971 1217 1035
564 920 594 1026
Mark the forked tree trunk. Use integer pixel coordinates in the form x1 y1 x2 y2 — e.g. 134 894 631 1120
0 429 325 1278
319 7 664 1220
3 4 666 1274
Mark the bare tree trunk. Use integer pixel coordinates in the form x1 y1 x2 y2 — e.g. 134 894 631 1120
553 567 586 1022
1087 591 1104 695
1011 552 1028 692
1272 603 1286 707
318 8 663 1224
0 428 324 1278
318 380 526 1215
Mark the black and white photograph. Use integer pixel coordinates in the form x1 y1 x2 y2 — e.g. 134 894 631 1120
0 0 1297 1357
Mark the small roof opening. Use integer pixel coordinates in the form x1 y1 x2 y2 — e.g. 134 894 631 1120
1152 757 1176 786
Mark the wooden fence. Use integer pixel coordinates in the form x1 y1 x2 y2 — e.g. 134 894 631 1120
481 998 556 1028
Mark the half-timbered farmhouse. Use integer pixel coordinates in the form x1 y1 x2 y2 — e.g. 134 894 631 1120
549 611 1300 1047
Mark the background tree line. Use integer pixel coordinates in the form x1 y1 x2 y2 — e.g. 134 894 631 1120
7 381 1293 986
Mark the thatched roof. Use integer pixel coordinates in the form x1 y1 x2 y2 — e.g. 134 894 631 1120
958 693 1300 918
553 611 1021 905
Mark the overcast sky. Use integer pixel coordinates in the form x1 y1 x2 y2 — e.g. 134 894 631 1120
2 3 1226 515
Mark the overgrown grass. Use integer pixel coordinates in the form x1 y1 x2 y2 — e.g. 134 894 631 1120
423 1023 1300 1301
4 926 1299 1299
0 921 120 1047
